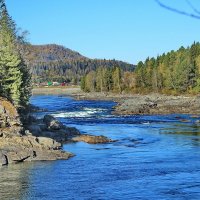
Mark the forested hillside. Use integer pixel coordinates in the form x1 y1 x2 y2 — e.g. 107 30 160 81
22 44 135 84
82 42 200 94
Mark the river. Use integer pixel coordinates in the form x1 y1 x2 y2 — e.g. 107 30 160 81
1 95 200 200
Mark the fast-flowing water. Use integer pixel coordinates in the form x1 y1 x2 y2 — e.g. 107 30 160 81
1 95 200 200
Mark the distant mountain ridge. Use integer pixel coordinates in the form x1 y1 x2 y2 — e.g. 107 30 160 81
22 44 135 84
26 44 86 64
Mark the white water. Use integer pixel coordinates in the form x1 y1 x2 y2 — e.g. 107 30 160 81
52 107 107 118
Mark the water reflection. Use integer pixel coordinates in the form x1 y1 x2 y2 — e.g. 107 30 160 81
0 161 58 200
160 122 200 136
0 163 32 200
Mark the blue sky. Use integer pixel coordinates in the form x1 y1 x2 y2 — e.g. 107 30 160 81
6 0 200 64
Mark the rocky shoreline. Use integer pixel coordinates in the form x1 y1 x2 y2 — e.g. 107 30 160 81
113 94 200 115
0 97 113 166
0 98 74 166
32 87 200 115
72 92 200 115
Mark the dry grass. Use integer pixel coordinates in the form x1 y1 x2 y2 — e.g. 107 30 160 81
0 97 17 117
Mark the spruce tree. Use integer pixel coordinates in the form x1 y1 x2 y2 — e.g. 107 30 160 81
0 0 31 106
112 67 122 93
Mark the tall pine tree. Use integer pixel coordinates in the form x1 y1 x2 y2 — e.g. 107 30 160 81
0 0 31 106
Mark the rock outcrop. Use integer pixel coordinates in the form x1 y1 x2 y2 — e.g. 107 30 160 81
27 114 80 143
43 115 64 130
0 135 73 165
0 98 74 166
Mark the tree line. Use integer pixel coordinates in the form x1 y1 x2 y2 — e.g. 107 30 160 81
81 42 200 95
81 66 135 93
0 0 31 107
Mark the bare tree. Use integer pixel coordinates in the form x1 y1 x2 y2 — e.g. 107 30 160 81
155 0 200 19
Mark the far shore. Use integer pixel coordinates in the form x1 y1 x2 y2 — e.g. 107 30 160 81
32 86 81 95
32 87 200 115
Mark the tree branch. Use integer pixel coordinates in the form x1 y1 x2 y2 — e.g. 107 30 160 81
185 0 200 15
155 0 200 19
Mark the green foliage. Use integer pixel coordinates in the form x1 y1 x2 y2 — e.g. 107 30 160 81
80 66 136 93
80 76 86 91
0 0 31 106
112 67 122 93
81 42 200 95
134 42 200 94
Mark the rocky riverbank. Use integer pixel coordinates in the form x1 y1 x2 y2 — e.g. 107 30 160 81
0 97 74 166
0 97 114 166
72 92 200 115
113 94 200 115
32 87 200 115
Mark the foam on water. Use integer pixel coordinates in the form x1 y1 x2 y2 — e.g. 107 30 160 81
52 107 107 118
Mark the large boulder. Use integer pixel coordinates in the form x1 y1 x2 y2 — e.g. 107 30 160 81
43 115 63 130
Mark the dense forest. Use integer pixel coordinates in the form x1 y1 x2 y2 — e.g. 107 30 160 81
0 0 31 106
22 44 135 84
81 42 200 94
81 66 135 93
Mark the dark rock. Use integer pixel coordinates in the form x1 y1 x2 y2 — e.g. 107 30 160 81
27 125 42 136
43 115 63 130
63 126 80 136
39 124 47 131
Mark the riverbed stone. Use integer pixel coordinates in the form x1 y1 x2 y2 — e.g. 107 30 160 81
72 134 114 144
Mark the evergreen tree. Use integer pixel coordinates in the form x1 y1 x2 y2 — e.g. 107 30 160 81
112 67 122 93
80 76 86 91
81 42 200 95
0 0 31 106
